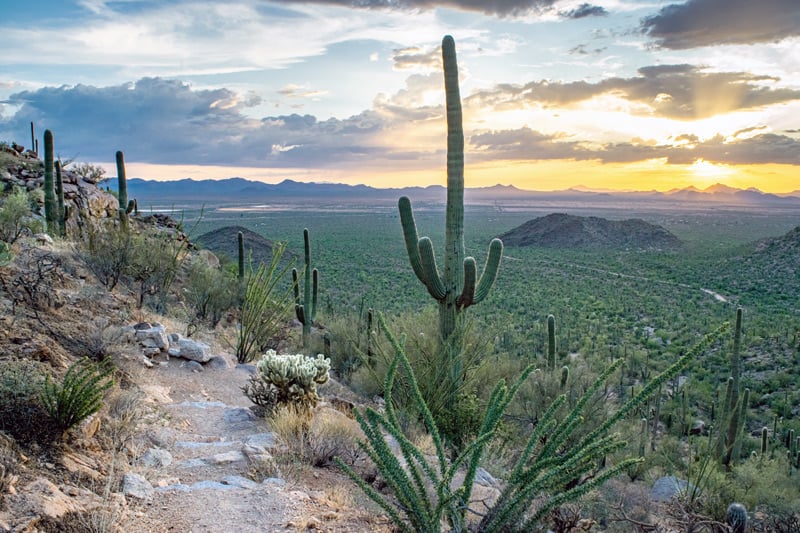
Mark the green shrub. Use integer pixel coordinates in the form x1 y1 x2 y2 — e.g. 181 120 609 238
242 350 330 413
183 254 239 329
0 359 60 444
41 358 115 434
126 228 188 311
338 315 727 532
0 186 41 244
80 224 133 291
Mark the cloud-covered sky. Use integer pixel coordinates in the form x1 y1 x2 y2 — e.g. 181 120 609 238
1 0 799 191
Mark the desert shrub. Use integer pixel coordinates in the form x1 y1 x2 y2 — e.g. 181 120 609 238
243 350 330 413
41 358 115 434
126 228 188 311
80 224 133 291
270 405 364 467
0 359 60 444
0 247 63 314
70 162 107 185
337 315 727 532
183 255 239 329
349 308 492 453
84 317 126 361
0 186 41 244
235 242 295 363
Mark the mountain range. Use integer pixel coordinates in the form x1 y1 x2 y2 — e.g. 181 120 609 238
119 177 800 206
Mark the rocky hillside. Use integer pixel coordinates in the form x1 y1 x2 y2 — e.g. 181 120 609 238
499 212 683 251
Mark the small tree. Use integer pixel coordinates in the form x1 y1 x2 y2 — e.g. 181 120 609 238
0 187 41 244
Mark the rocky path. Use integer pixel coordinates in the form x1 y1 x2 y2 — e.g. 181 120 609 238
122 358 387 532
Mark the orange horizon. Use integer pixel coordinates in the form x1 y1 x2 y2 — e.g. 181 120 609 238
93 159 800 195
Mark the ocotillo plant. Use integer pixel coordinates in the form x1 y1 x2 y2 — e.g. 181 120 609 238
43 130 58 235
399 35 503 342
292 228 318 348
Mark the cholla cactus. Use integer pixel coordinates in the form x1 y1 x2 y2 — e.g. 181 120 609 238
244 350 330 412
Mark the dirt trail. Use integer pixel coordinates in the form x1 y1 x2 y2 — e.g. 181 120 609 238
121 356 387 532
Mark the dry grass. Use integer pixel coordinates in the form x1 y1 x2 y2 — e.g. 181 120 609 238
269 405 365 468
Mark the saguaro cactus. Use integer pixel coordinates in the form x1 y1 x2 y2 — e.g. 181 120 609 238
547 314 557 369
238 231 245 279
55 160 66 237
292 228 318 348
399 35 503 341
718 307 748 467
115 151 130 227
43 130 58 235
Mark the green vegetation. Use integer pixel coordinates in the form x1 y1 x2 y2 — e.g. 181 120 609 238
41 358 114 434
0 187 41 244
43 129 57 235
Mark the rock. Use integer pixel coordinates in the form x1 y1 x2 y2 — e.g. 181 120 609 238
690 420 706 436
135 324 168 351
123 472 154 501
186 360 204 372
221 475 259 489
141 356 154 368
651 476 692 502
140 448 173 468
198 249 220 269
142 347 161 357
4 478 82 519
207 354 234 369
78 413 101 439
133 322 152 330
168 332 182 344
179 338 212 362
209 451 247 464
237 363 257 375
262 477 286 486
168 347 181 357
33 233 53 245
61 451 103 481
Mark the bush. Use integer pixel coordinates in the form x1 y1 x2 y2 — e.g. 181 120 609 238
0 186 41 244
80 224 133 291
243 350 331 413
41 358 115 434
0 359 60 444
183 255 238 329
269 405 364 467
126 228 188 311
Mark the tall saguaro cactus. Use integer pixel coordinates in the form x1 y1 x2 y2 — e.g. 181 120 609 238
55 160 66 237
292 228 318 348
43 130 58 235
399 35 503 341
116 150 129 227
718 307 748 467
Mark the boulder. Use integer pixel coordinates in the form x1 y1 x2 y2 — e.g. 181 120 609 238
135 324 168 351
178 338 212 362
123 472 154 501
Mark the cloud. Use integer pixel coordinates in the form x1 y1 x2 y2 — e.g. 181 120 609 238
468 64 800 119
469 126 800 165
277 84 330 99
0 78 388 168
642 0 800 49
560 3 608 19
278 0 561 17
391 46 441 71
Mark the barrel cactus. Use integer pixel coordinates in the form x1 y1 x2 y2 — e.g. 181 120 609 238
725 503 747 533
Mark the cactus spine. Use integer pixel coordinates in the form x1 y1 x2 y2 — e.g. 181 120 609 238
43 130 57 235
398 35 503 341
55 160 66 237
238 231 245 279
292 228 318 348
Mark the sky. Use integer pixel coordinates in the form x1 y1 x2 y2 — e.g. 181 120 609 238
1 0 799 192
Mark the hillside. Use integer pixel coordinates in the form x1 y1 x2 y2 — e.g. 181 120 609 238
195 225 295 267
499 213 683 250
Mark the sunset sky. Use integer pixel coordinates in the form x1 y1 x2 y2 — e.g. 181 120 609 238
1 0 799 192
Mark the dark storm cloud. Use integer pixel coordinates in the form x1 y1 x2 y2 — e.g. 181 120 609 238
468 64 800 120
561 3 607 19
0 78 385 168
469 127 800 165
274 0 559 17
641 0 800 49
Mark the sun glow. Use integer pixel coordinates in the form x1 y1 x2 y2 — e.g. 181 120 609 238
688 158 734 185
